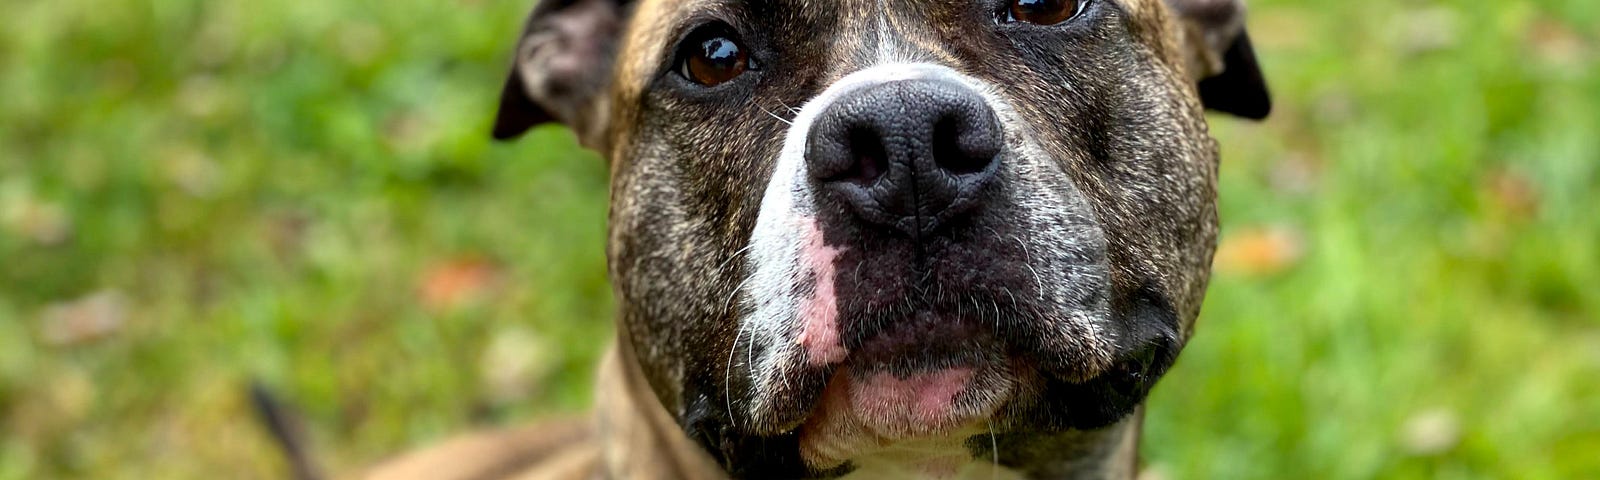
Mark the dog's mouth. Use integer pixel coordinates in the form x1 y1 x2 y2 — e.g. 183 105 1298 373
733 213 1121 472
794 312 1022 470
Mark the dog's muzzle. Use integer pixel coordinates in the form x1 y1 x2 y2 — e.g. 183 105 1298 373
737 64 1120 471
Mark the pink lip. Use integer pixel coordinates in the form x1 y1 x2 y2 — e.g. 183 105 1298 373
848 368 976 437
797 363 1015 469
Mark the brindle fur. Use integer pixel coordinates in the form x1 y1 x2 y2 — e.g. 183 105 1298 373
358 0 1267 478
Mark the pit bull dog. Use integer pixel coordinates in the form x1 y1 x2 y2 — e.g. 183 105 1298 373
363 0 1269 478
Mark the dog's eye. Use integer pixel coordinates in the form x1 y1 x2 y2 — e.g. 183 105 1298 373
678 27 751 87
998 0 1084 25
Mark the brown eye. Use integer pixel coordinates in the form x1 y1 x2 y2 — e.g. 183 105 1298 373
1002 0 1083 25
680 31 750 86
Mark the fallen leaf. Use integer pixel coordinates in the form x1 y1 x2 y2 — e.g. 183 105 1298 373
1214 226 1305 277
1400 408 1461 456
47 368 96 422
480 326 557 404
1 181 73 246
39 290 128 347
1268 151 1324 196
1398 6 1461 56
162 145 223 197
1526 17 1593 70
1484 168 1540 219
1136 464 1171 480
417 257 502 313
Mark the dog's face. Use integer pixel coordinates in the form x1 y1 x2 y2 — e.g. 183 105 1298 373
494 0 1267 476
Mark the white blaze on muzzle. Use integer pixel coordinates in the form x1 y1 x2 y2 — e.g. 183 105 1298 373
738 63 1031 424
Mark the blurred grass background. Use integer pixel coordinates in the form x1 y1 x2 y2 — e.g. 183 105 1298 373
0 0 1596 478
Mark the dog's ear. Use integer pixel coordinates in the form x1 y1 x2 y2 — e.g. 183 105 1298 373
492 0 631 141
1165 0 1271 119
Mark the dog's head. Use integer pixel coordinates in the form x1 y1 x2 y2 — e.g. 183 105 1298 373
494 0 1267 476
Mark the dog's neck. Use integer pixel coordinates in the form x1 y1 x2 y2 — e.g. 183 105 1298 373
593 339 1143 479
592 339 726 479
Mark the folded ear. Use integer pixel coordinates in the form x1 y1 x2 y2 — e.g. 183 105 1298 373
492 0 631 141
1166 0 1271 120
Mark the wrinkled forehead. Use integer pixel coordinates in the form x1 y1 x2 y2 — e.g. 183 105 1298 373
612 0 1183 96
615 0 916 83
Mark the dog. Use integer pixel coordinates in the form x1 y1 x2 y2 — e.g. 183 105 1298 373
360 0 1269 478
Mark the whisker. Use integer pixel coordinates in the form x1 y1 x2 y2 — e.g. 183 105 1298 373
758 104 794 125
777 99 802 115
989 419 1000 480
724 319 747 427
716 243 757 276
990 296 1002 332
722 276 754 427
720 275 754 316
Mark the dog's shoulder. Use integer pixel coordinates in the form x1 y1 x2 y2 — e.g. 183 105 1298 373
357 416 600 480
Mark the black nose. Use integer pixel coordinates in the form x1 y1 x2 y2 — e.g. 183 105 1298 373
805 79 1003 237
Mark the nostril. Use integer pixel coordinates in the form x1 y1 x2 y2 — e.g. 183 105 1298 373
932 112 1000 176
822 126 888 186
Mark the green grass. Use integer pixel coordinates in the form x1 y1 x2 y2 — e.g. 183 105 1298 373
1 0 1596 478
